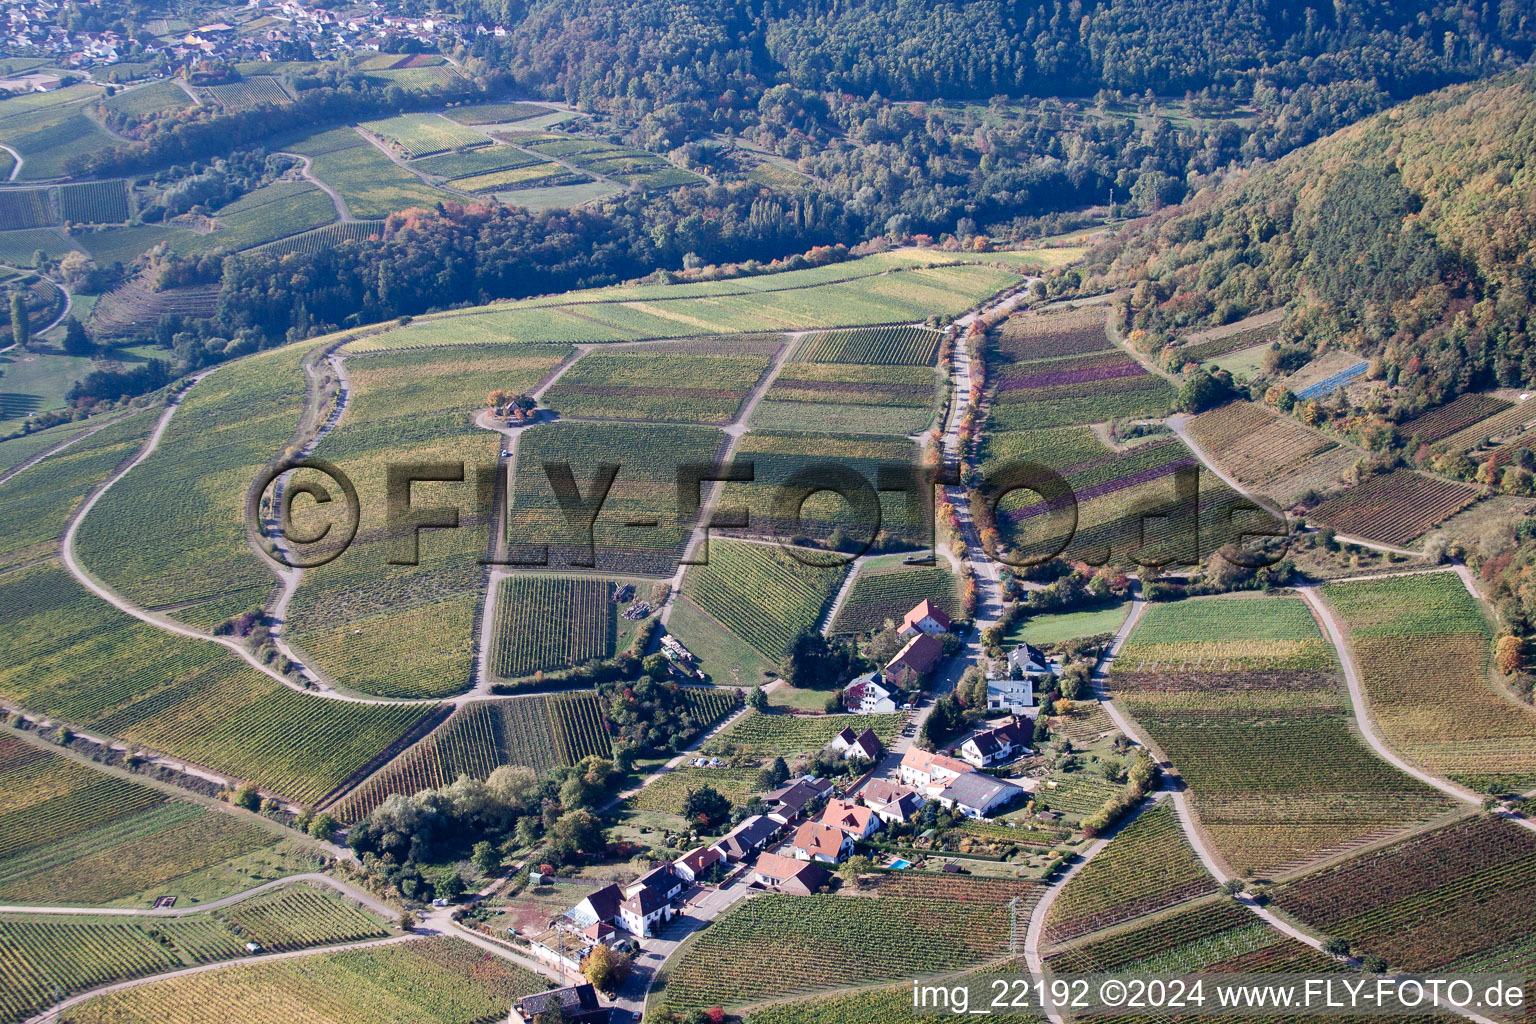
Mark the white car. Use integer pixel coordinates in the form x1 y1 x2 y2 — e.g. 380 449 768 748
431 898 449 907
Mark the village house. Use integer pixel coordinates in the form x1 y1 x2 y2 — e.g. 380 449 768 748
986 677 1036 714
885 632 944 687
958 720 1031 768
763 776 834 822
900 599 952 636
710 814 780 862
626 865 683 902
509 983 609 1024
566 883 624 932
792 820 855 863
672 846 724 884
844 672 899 714
817 799 881 839
936 772 1026 819
618 885 674 938
752 852 830 895
898 747 974 798
860 778 925 824
825 725 884 762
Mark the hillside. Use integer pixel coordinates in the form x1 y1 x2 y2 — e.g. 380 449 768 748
1083 65 1536 412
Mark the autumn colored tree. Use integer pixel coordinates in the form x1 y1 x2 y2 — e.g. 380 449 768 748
1496 635 1524 676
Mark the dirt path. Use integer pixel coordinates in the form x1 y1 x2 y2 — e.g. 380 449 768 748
0 411 126 487
278 152 353 222
0 872 395 919
0 143 22 181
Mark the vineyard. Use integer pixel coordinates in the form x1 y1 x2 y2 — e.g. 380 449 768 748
0 763 280 906
0 883 388 1024
996 309 1111 360
87 273 221 338
510 420 725 575
443 102 553 125
1111 595 1453 874
829 564 958 635
360 113 490 158
765 362 938 423
750 983 1041 1024
657 876 1038 1010
542 340 780 424
989 354 1175 432
332 693 616 820
710 709 901 757
631 764 764 815
452 162 575 192
1322 573 1536 790
1046 900 1338 989
491 576 616 678
298 593 478 699
251 220 384 258
0 187 55 229
58 935 549 1024
198 77 292 110
412 146 543 179
1294 360 1369 401
288 127 453 220
793 326 942 366
0 227 77 265
57 180 130 224
681 540 847 659
1042 803 1215 945
1400 393 1514 444
1270 816 1536 971
1307 471 1480 546
1176 309 1283 364
1184 400 1346 503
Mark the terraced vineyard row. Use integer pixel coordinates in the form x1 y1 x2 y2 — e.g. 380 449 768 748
829 564 957 636
681 540 847 659
793 325 942 366
0 884 388 1024
997 308 1111 359
1308 470 1479 546
710 709 900 757
491 576 615 679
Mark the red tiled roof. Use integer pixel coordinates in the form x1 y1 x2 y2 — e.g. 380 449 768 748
902 599 952 632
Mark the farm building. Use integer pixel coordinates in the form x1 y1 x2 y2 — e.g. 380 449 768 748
844 672 899 714
510 983 609 1024
886 632 944 686
936 772 1026 819
900 599 952 636
566 883 624 930
752 852 830 895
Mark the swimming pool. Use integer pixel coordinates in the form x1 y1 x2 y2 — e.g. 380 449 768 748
888 858 912 870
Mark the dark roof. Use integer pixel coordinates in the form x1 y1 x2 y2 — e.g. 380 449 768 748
519 983 602 1018
579 883 624 922
638 865 682 892
940 772 1021 810
889 632 943 674
622 886 670 916
767 778 831 815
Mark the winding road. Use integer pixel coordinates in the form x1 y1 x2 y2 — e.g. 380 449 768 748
0 142 21 181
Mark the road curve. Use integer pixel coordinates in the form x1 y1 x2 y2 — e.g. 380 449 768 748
0 143 21 181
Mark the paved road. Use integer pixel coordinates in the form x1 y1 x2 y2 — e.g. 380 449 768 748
613 876 756 1016
1 142 21 180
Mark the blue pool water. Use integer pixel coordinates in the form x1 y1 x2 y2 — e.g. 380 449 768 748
888 858 912 870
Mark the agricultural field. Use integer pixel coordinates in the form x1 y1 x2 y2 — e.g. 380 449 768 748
1322 572 1536 791
1292 359 1369 401
1307 470 1480 547
829 562 957 635
0 84 114 181
1042 803 1214 945
491 576 617 679
0 734 274 906
989 349 1175 431
443 102 554 125
0 883 390 1024
1399 393 1515 445
0 226 78 265
655 874 1038 1010
1176 309 1283 364
58 935 549 1024
332 693 621 820
346 254 1024 352
1270 815 1536 971
681 540 847 659
286 127 455 220
0 409 157 570
631 763 765 815
494 180 621 210
996 308 1112 360
662 596 777 688
1046 899 1340 989
87 271 219 337
453 162 578 192
507 420 725 575
74 343 309 616
411 145 543 179
0 563 433 806
101 79 195 118
57 180 130 224
182 180 337 252
295 593 479 699
250 220 385 258
360 113 489 158
793 325 942 366
542 337 782 424
708 709 901 757
1184 400 1350 505
1111 595 1454 875
0 187 55 229
749 982 1042 1024
199 76 292 110
759 360 939 434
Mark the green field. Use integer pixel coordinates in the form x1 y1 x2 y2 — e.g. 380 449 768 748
491 576 617 679
443 101 554 125
361 113 489 158
794 326 942 366
57 180 130 224
295 593 479 699
681 540 847 660
0 85 114 181
1009 601 1131 646
101 79 195 118
287 128 456 220
0 563 434 806
542 337 781 424
0 347 98 436
0 227 78 265
1 883 391 1024
58 935 548 1024
663 596 777 688
181 180 337 252
412 145 543 179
